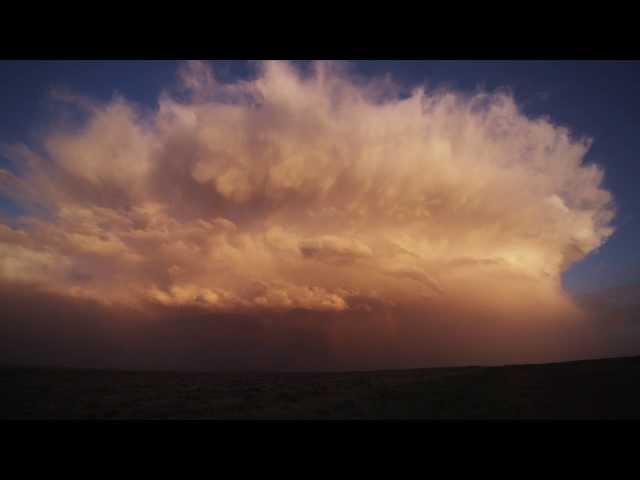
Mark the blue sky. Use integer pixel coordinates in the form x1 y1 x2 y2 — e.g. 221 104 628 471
1 60 638 296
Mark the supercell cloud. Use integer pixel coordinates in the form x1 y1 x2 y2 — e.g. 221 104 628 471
0 61 617 370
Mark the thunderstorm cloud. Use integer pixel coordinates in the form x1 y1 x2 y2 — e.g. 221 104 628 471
0 61 618 370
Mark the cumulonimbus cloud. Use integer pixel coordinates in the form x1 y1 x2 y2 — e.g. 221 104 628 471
0 61 618 369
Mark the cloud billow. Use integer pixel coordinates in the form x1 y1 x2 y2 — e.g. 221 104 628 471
0 61 617 369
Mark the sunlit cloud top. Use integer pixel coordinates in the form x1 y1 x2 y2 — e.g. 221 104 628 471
0 61 615 317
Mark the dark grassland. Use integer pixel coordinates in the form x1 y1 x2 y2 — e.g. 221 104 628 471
3 356 640 419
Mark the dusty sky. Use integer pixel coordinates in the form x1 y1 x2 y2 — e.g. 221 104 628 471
0 61 636 371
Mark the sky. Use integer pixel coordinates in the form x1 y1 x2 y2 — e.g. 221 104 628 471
0 60 639 371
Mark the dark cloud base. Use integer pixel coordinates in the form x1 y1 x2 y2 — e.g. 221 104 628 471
1 281 628 372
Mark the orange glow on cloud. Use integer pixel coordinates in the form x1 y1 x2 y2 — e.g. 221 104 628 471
0 61 617 369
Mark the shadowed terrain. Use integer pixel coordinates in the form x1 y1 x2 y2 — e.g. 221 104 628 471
3 356 640 419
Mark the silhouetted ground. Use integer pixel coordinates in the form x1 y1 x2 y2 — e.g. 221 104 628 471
3 356 640 419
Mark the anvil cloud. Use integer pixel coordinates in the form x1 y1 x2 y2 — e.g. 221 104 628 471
0 61 617 369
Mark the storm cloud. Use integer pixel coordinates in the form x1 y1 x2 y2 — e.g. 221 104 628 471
0 61 618 370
